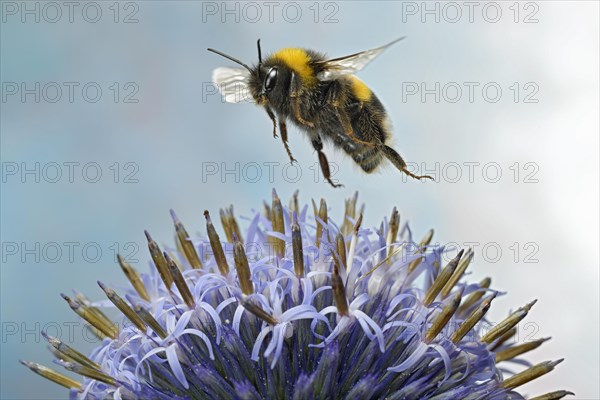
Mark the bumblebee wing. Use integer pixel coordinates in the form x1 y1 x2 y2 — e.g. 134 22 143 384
316 37 405 81
212 67 254 103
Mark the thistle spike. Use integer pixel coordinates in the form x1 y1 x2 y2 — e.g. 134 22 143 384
425 290 462 343
241 297 278 325
334 232 347 274
458 277 491 314
230 207 243 242
440 248 473 298
501 359 564 389
145 230 172 289
60 361 118 386
20 360 82 390
98 281 147 332
134 304 167 339
289 189 300 216
341 191 359 236
495 337 551 363
332 261 349 316
42 331 100 370
315 198 328 249
117 254 150 301
233 236 253 295
270 188 285 258
61 294 118 339
482 299 537 344
529 390 575 400
170 209 202 269
423 249 464 306
73 292 115 330
219 206 243 242
345 212 363 282
451 293 495 344
386 207 400 258
489 327 518 351
204 210 229 276
408 229 435 273
291 213 305 277
164 252 196 308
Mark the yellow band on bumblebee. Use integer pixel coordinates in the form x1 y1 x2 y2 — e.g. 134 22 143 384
271 48 317 86
349 75 372 102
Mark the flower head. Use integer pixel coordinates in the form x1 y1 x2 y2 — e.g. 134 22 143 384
23 190 572 399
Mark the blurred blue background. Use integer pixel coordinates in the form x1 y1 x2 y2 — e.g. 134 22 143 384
1 1 598 398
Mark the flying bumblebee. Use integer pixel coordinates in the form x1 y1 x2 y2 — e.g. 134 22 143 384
208 38 432 188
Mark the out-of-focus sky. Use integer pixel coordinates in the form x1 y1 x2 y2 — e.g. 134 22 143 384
1 1 598 399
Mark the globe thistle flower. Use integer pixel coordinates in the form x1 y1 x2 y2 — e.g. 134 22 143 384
22 190 572 399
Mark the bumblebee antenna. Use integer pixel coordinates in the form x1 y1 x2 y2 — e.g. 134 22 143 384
257 39 262 67
207 48 253 73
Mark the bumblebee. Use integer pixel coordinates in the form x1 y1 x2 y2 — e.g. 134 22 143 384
208 38 432 187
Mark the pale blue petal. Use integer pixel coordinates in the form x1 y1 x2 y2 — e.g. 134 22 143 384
166 343 189 389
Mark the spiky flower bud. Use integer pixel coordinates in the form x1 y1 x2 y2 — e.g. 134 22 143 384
23 191 571 399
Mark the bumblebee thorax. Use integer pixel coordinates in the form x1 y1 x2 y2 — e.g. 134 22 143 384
267 48 318 87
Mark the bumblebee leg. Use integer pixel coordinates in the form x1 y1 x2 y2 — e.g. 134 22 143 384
356 147 384 173
289 72 315 128
324 82 377 147
292 96 315 128
381 145 434 181
278 119 296 163
264 106 278 138
333 104 377 147
311 135 343 188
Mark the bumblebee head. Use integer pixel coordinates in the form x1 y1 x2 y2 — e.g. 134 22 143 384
252 39 281 102
255 39 279 98
208 40 285 105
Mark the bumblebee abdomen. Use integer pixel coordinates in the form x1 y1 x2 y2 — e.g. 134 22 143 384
319 80 392 173
329 131 386 173
348 76 373 102
350 89 391 143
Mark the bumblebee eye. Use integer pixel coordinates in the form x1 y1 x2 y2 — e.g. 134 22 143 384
264 67 278 93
